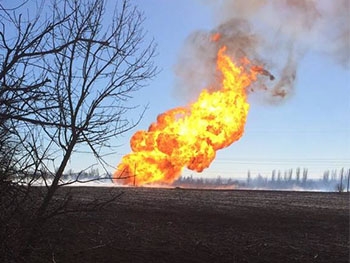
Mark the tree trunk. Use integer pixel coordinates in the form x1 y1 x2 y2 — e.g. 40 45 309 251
22 137 77 258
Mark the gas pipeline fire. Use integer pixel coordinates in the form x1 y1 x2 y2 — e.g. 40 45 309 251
114 46 270 186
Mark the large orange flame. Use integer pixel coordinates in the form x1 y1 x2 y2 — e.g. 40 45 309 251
114 46 259 185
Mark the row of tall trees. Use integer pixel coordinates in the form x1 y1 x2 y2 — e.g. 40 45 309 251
0 0 156 261
174 168 350 192
247 168 309 187
246 168 350 191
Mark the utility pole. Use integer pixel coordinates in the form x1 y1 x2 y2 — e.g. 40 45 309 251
133 163 136 186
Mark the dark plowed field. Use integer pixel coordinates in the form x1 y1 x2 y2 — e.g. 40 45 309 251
41 187 349 263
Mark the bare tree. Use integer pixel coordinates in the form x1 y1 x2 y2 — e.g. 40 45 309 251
337 168 344 192
0 0 157 260
302 168 308 185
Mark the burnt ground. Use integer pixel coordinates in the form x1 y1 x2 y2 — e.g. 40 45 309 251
32 187 349 262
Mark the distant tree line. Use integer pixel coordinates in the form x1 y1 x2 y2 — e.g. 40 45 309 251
5 167 113 185
173 167 350 192
173 175 240 189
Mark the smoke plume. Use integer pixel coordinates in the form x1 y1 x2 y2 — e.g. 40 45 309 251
174 0 349 103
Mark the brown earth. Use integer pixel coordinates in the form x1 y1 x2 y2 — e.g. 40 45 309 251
33 187 349 263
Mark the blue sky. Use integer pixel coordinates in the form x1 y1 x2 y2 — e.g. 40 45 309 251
63 0 349 180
